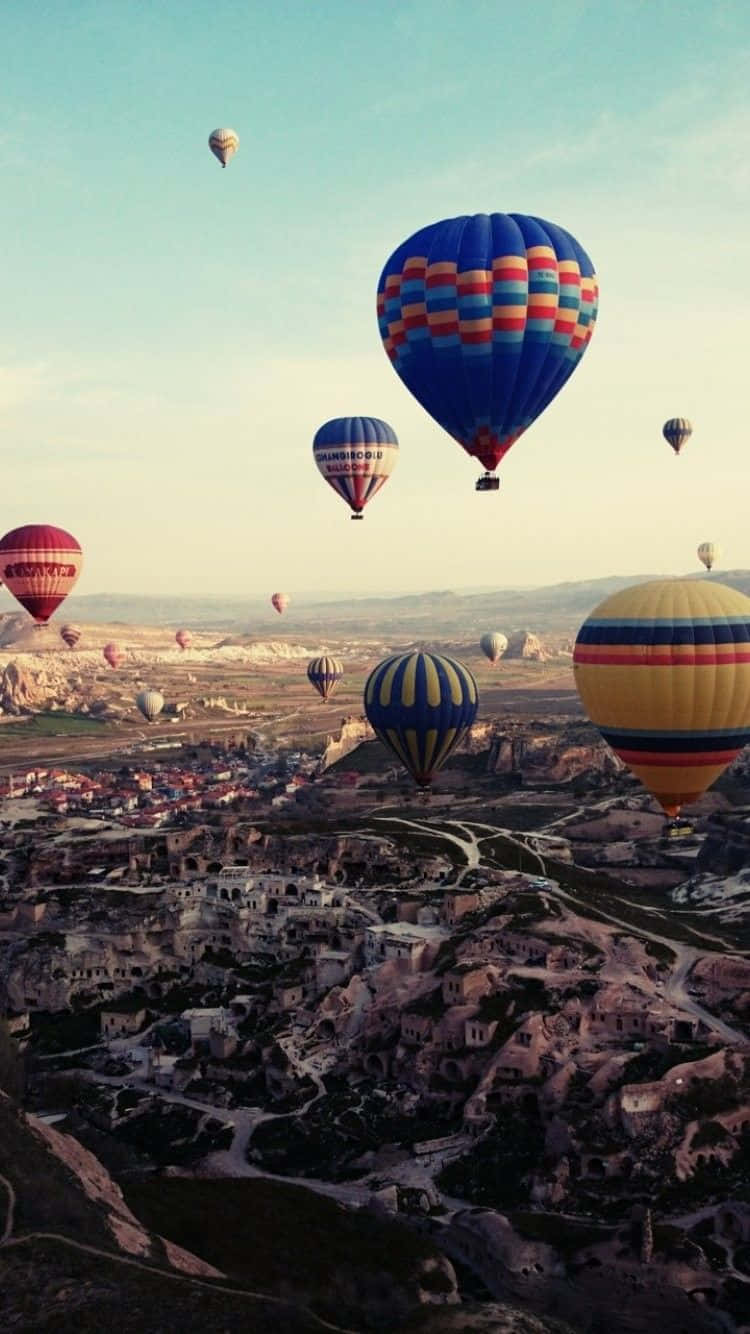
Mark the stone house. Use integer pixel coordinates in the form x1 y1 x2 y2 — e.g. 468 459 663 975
364 923 446 972
275 982 304 1012
432 1005 478 1051
442 965 494 1007
315 950 352 991
401 1013 433 1046
100 1007 147 1038
465 1018 498 1048
181 1006 227 1047
440 893 480 927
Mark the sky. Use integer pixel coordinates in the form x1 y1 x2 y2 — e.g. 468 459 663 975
1 0 749 601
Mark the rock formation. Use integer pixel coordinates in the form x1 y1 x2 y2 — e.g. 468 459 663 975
505 630 547 660
321 715 375 770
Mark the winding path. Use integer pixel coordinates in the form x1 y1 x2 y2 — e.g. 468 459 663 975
0 1230 358 1332
376 813 749 1048
0 1171 16 1244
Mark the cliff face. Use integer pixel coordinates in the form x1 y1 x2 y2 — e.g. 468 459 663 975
320 715 375 770
487 731 621 782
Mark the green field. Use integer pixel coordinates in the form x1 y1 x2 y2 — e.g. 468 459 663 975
0 712 107 740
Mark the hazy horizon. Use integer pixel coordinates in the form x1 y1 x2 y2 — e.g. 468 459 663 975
2 1 748 599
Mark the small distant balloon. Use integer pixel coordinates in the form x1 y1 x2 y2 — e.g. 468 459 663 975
176 629 192 650
663 418 692 455
480 632 508 664
136 689 164 723
0 524 83 624
60 623 81 649
698 542 719 572
208 128 239 167
364 649 478 786
103 642 125 670
313 417 399 520
307 656 343 701
271 592 290 615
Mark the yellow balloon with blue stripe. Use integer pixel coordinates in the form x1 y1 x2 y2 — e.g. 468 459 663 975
364 649 478 786
574 579 750 816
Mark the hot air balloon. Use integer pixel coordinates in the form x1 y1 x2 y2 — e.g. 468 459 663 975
313 418 399 519
663 418 692 455
573 580 750 818
271 592 290 615
0 524 83 624
208 128 239 167
136 689 164 723
307 656 343 702
364 649 478 786
698 543 719 572
176 629 192 650
60 623 81 649
103 642 125 670
377 213 598 492
480 632 508 664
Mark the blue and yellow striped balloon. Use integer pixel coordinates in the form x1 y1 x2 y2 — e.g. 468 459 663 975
307 655 343 702
574 579 750 816
364 649 478 786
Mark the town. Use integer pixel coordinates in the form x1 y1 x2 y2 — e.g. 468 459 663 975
2 713 750 1334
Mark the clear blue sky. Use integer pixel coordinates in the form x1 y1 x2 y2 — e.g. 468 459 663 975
1 0 748 600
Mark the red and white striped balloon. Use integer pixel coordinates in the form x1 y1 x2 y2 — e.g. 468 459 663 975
271 592 289 615
0 524 83 624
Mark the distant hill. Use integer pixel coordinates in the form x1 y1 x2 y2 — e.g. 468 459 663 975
33 570 750 637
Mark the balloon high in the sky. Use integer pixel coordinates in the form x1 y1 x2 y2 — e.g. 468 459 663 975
60 624 81 649
103 642 125 670
175 629 192 650
313 418 399 519
136 689 165 723
480 632 508 664
0 525 83 624
573 580 750 817
307 656 343 702
663 418 692 455
377 213 598 491
364 649 478 786
208 128 239 167
271 592 290 615
698 543 719 572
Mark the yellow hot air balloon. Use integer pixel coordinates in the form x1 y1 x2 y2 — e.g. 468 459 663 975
697 542 719 572
573 580 750 817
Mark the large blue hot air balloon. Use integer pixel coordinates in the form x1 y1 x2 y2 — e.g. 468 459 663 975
364 649 478 786
377 213 598 491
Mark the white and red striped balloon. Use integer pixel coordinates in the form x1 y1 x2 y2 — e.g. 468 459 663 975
176 629 193 650
0 524 82 624
271 592 289 615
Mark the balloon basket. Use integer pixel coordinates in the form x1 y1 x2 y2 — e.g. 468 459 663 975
350 513 364 520
475 474 499 492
